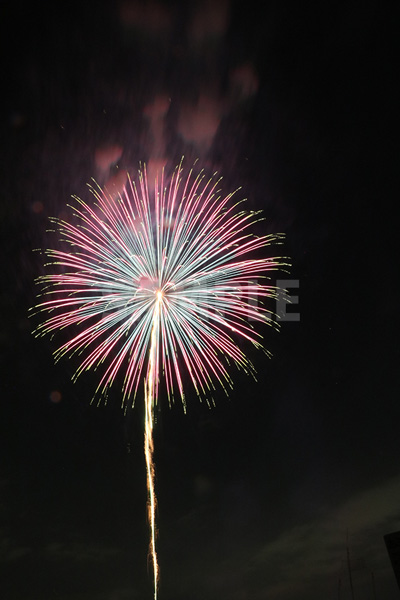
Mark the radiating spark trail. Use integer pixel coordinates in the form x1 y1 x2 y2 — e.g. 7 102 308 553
144 291 162 600
31 159 289 599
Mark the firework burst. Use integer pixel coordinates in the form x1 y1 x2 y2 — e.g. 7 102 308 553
32 160 287 599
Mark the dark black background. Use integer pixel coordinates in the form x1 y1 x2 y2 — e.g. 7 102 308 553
0 2 398 599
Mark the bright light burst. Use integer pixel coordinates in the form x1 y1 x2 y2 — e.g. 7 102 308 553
33 160 285 409
32 159 287 599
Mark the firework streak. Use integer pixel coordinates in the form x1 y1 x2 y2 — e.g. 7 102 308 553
33 160 287 598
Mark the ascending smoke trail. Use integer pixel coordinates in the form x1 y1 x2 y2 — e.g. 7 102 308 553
144 292 162 599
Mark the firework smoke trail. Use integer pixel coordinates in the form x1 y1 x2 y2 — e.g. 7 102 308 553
144 292 162 598
32 159 288 598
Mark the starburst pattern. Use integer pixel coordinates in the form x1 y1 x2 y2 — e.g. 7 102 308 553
32 160 287 599
33 161 285 409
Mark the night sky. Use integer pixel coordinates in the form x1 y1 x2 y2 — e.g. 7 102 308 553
0 2 398 599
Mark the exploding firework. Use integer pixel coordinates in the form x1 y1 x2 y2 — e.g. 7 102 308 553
32 160 287 599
